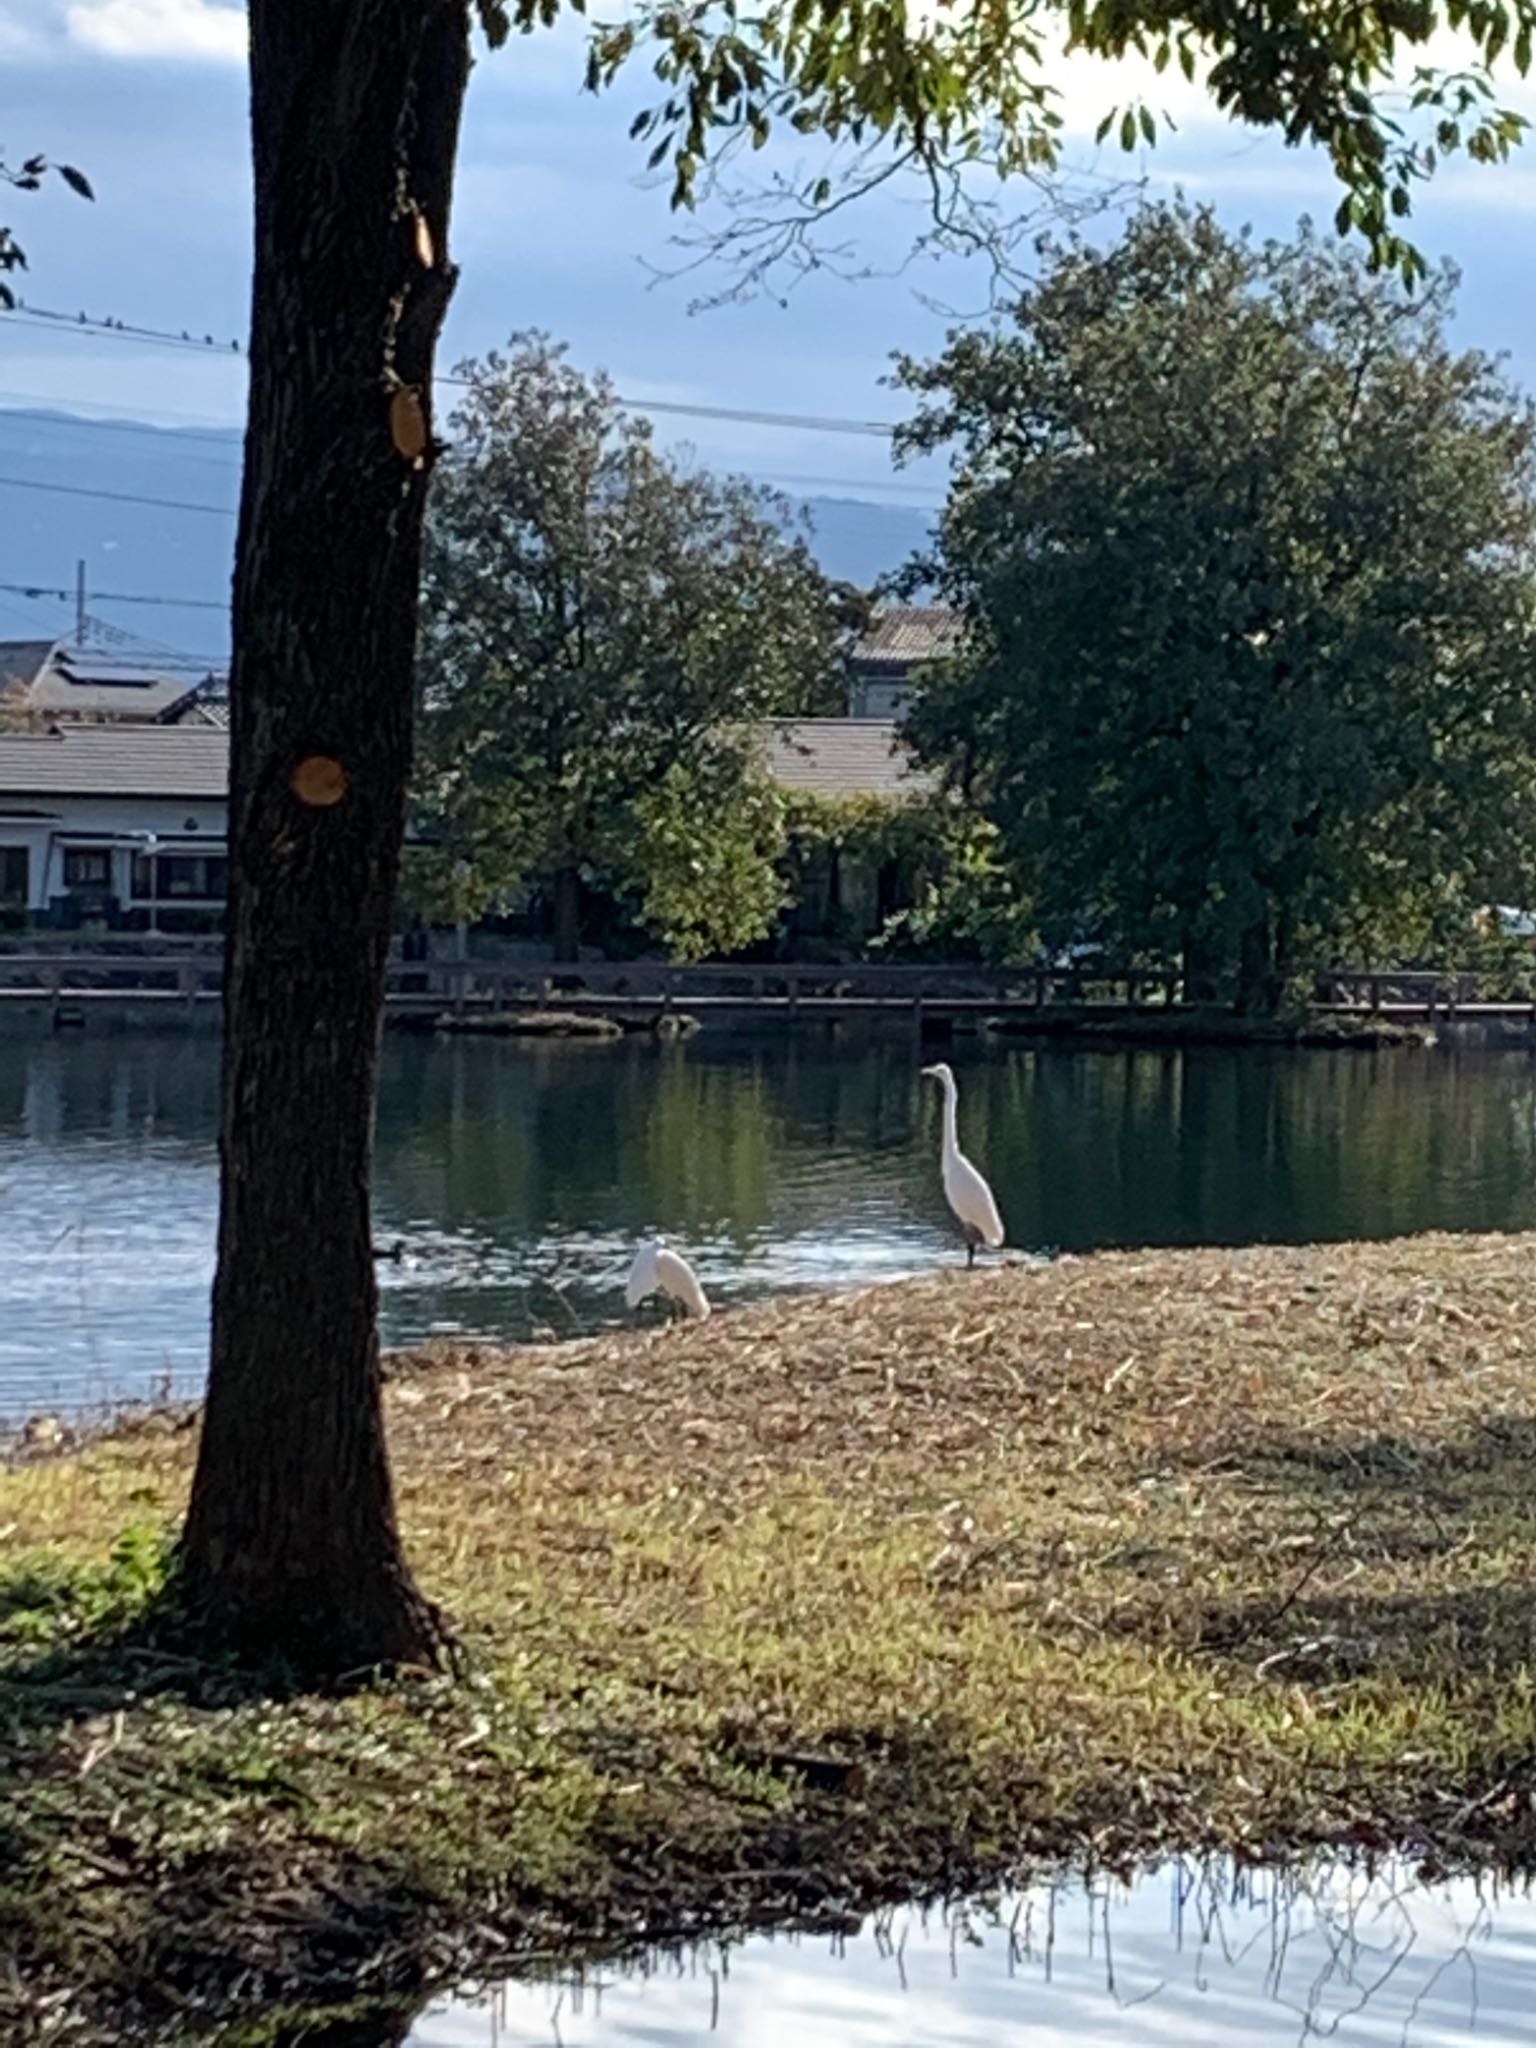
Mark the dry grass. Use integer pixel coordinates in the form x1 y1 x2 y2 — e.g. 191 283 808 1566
5 1231 1536 2042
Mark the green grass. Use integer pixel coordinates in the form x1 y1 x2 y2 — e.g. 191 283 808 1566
6 1230 1536 2042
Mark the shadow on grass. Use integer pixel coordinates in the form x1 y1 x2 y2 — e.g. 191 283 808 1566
1161 1410 1536 1681
0 1551 439 2045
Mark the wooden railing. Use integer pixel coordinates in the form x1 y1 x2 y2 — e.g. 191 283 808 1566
2 949 1535 1021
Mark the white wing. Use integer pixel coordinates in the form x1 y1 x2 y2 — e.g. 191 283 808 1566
625 1240 660 1308
655 1245 711 1318
944 1150 1005 1249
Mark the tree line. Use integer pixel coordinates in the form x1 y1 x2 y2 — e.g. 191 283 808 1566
419 204 1536 1012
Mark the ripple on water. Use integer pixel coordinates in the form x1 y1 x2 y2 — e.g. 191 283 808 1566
408 1859 1536 2046
11 1029 1536 1418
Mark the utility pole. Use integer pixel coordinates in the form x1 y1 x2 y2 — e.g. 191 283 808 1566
74 560 86 646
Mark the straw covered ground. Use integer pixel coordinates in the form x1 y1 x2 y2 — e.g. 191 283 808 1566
5 1230 1536 2041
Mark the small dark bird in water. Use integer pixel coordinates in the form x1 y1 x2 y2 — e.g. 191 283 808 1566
372 1239 406 1263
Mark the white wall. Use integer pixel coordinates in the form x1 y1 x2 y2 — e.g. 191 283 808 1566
0 793 228 911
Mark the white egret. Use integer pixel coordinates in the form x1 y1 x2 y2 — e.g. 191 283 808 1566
920 1061 1005 1266
625 1238 711 1320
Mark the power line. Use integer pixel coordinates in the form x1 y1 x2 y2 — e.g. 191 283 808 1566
0 464 938 534
0 579 226 613
3 307 245 356
0 407 940 507
0 472 235 518
4 301 906 439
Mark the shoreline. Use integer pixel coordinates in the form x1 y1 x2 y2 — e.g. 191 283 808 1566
6 1231 1536 2041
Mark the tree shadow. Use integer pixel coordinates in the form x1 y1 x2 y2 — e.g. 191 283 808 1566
1157 1410 1536 1681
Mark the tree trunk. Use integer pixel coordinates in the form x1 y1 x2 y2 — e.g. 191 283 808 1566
1180 923 1223 1006
551 864 582 963
1235 908 1281 1017
179 0 472 1671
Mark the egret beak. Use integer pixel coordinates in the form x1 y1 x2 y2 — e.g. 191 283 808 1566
919 1064 940 1078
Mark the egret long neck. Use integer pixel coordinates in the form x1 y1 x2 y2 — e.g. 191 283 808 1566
939 1077 960 1158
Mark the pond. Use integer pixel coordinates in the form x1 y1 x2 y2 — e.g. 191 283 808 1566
6 1029 1536 1419
410 1860 1536 2045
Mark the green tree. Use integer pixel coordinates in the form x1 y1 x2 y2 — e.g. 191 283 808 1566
781 793 1037 961
898 203 1536 1013
415 335 841 961
189 0 1536 1674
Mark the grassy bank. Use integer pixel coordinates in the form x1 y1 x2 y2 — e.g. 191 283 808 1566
5 1233 1536 2042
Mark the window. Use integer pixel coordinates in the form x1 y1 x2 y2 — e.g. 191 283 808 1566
0 846 27 908
62 848 111 889
130 852 228 902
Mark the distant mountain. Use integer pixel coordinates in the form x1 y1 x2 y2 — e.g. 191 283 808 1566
0 409 933 662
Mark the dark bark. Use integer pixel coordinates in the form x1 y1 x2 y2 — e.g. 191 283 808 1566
1235 907 1282 1017
179 0 472 1671
551 864 582 962
1180 923 1224 1005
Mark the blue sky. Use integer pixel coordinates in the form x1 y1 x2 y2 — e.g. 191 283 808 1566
4 0 1536 644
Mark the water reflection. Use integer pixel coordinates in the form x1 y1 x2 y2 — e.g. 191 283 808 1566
7 1031 1536 1417
410 1860 1536 2045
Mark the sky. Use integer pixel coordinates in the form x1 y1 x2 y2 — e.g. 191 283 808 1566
5 0 1536 645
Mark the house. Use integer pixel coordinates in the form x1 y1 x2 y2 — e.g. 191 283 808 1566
847 605 960 718
0 714 933 946
0 637 227 729
763 720 938 947
761 718 937 803
0 725 228 930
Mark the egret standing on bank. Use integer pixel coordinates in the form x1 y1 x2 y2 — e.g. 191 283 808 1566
625 1238 711 1320
920 1062 1005 1266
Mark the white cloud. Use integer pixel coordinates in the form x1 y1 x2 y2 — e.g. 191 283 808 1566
0 6 49 56
65 0 246 63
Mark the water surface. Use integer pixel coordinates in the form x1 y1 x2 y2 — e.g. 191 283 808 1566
6 1031 1536 1417
410 1860 1536 2046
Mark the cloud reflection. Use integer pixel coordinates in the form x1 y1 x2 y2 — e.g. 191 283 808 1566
409 1861 1536 2047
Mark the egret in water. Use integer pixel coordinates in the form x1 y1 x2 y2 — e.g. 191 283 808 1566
625 1238 711 1320
920 1061 1005 1267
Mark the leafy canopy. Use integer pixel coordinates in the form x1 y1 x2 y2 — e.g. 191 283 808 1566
897 202 1536 1005
475 0 1536 285
415 333 845 959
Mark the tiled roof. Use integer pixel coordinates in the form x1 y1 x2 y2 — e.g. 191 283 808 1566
28 671 197 720
0 643 214 723
851 605 960 669
0 725 229 798
761 719 934 801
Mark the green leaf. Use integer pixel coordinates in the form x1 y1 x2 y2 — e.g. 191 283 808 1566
57 164 93 201
1119 108 1137 151
1138 104 1156 145
1095 108 1116 145
474 0 511 48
